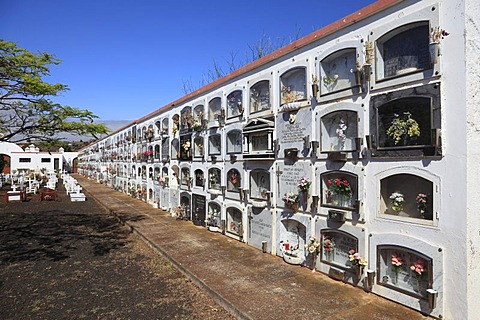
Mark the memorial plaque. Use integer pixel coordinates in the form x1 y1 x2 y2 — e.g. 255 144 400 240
277 162 311 209
169 189 179 208
321 230 358 269
192 194 206 226
277 107 312 154
160 189 170 209
247 207 272 251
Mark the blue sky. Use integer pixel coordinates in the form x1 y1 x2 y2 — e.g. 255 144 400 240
1 0 376 121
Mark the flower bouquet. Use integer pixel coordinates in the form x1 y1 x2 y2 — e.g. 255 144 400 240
305 236 321 271
391 253 403 284
326 177 353 207
282 192 299 210
322 236 335 261
386 112 420 146
389 192 405 213
416 193 428 218
410 258 426 292
349 249 368 277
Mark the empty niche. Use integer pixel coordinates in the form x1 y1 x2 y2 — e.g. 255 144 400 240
377 245 432 299
227 90 243 118
321 110 359 153
280 67 307 105
380 173 434 221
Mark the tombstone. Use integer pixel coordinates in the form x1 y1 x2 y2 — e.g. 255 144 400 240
192 194 206 226
247 206 272 252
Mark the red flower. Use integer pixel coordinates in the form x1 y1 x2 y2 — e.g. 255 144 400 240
343 180 349 186
335 178 341 186
327 179 332 186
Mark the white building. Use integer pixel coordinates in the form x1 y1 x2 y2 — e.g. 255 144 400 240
78 0 480 318
0 142 78 174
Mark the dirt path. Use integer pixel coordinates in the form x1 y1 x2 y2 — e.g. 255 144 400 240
0 186 235 320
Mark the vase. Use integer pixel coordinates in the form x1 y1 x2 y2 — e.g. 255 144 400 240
325 250 333 261
354 265 363 278
311 253 317 272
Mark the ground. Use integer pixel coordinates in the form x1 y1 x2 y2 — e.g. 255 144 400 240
0 185 235 320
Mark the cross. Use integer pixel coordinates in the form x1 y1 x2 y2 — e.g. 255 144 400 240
275 168 283 197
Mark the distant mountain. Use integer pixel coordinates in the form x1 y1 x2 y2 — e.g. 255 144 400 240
58 120 132 142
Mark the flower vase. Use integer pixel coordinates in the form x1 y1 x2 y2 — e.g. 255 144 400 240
325 250 333 261
311 253 317 272
355 265 363 278
300 191 308 204
429 42 440 65
393 271 399 285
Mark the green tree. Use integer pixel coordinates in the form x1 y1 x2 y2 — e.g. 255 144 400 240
0 39 108 143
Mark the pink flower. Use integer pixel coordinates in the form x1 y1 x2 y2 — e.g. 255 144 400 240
353 253 361 260
309 246 315 253
348 249 356 255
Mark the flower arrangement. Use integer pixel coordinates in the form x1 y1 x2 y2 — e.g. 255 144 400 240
389 192 405 212
348 249 368 268
182 141 191 151
323 72 338 90
364 41 374 65
336 119 347 143
410 259 426 277
391 253 403 283
172 123 178 135
209 172 219 186
430 26 449 43
229 171 240 189
281 85 303 104
326 178 352 196
305 236 321 256
297 177 311 193
416 193 428 217
282 192 299 204
322 236 335 255
386 112 420 145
